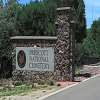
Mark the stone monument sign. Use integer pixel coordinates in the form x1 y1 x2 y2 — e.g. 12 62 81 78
11 6 76 82
16 47 54 71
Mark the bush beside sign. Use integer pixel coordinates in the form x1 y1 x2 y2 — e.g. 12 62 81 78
16 47 54 72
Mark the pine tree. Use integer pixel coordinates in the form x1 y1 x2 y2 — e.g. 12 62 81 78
0 0 3 15
15 1 56 36
73 0 86 43
0 0 17 61
7 0 19 17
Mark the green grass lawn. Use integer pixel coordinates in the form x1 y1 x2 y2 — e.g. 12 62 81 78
0 85 33 97
0 84 57 97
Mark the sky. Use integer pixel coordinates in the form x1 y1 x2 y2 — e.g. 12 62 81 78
19 0 100 28
84 0 100 28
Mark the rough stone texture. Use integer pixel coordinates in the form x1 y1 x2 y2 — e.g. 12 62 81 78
11 39 57 83
55 7 76 81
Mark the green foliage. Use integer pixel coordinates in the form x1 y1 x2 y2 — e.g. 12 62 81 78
0 17 16 59
0 85 32 97
91 18 100 56
0 0 17 60
44 0 71 7
73 0 86 43
15 1 56 36
82 32 97 56
7 0 19 17
82 18 100 57
91 18 100 38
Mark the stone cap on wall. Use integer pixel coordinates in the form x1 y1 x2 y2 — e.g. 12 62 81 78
56 7 71 11
10 36 57 40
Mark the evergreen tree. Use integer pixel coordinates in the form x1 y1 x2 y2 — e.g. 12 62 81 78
82 32 97 56
73 0 86 43
91 18 100 56
7 0 19 17
82 18 100 57
0 0 3 15
0 0 17 60
15 1 56 36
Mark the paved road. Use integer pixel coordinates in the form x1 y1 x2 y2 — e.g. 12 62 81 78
43 76 100 100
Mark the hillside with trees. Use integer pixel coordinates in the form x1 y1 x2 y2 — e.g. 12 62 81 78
82 18 100 57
